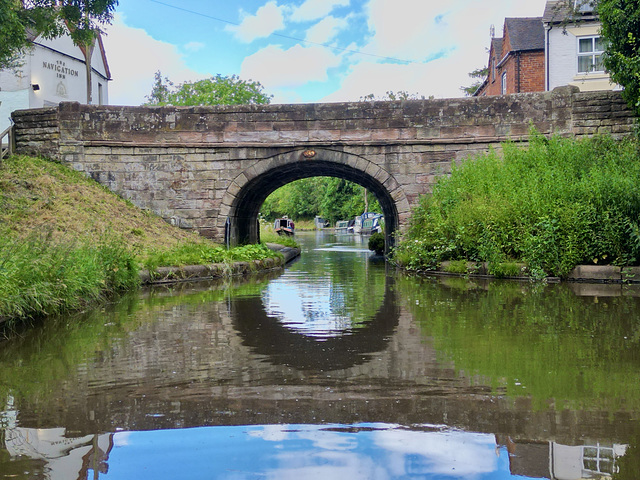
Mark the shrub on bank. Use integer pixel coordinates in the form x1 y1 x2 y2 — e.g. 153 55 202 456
368 232 385 255
0 232 139 323
393 133 640 277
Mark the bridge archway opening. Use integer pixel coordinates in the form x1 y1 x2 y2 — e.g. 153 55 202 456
226 152 401 253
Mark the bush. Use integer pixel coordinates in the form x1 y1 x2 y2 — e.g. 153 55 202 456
368 232 385 255
393 133 640 277
443 260 472 274
0 232 139 322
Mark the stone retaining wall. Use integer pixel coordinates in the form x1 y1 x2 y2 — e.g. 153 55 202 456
139 244 301 284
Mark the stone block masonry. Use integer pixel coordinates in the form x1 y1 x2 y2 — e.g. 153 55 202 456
11 87 637 247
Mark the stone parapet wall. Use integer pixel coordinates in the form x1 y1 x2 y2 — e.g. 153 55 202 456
12 107 60 159
13 87 636 154
572 90 637 135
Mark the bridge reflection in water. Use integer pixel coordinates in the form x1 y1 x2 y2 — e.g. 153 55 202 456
1 232 639 479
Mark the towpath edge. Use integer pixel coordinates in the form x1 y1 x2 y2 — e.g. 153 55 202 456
139 243 301 285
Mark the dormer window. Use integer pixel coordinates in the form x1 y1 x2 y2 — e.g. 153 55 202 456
574 0 595 13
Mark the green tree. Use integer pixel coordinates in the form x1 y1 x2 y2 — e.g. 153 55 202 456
460 67 488 96
260 177 381 225
597 0 640 115
145 72 272 106
0 0 118 84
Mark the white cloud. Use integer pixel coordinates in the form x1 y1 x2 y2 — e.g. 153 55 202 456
101 0 549 106
291 0 350 22
102 14 205 106
240 44 342 89
228 1 286 43
374 430 497 478
184 41 205 52
305 16 349 44
320 0 547 101
363 0 544 61
321 53 476 102
363 1 477 62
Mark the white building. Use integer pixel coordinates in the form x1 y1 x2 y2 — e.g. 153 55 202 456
0 33 110 132
543 0 619 92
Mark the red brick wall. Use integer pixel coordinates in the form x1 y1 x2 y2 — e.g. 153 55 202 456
477 50 544 96
476 21 545 97
518 51 545 93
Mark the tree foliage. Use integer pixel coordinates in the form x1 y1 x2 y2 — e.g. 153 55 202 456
597 0 640 115
260 177 381 224
145 71 272 106
460 67 489 96
0 0 118 70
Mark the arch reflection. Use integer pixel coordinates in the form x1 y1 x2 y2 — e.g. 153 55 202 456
231 276 399 371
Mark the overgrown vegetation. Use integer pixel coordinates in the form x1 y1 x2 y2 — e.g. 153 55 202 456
393 133 640 277
0 155 284 325
142 242 280 272
0 231 138 322
260 177 381 225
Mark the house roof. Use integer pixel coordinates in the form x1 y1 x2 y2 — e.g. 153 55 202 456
96 34 111 81
504 17 545 51
543 0 599 24
491 37 504 58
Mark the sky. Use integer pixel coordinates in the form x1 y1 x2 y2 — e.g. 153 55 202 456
101 0 548 106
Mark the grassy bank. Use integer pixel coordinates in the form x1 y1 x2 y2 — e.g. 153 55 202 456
0 155 285 325
393 133 640 278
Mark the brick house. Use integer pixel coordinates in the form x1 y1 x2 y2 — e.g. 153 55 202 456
475 1 619 97
475 17 545 97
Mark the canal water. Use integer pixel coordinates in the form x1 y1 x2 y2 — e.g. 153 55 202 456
1 231 639 479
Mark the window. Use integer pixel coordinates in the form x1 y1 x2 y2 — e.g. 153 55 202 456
501 71 507 94
98 83 103 105
574 0 595 13
578 36 605 73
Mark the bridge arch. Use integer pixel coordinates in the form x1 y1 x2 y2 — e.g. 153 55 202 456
220 148 410 250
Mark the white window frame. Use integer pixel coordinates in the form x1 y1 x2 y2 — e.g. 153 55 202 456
577 35 605 74
501 71 507 94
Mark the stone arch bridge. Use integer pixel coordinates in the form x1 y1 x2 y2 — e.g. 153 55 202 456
12 87 635 248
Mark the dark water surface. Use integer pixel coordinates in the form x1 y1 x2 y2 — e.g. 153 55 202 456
1 231 639 479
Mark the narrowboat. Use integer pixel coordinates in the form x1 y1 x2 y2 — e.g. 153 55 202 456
274 217 295 236
361 214 384 234
354 212 383 234
335 220 350 233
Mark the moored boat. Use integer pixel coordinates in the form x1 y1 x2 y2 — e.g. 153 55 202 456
362 214 384 234
354 212 383 234
335 220 349 233
274 217 295 236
